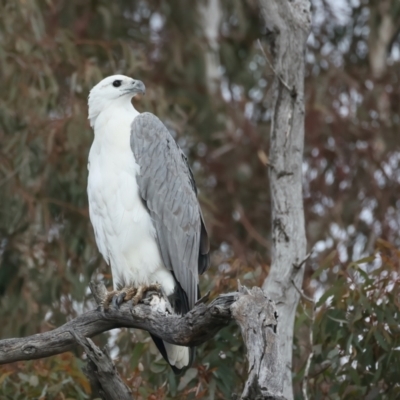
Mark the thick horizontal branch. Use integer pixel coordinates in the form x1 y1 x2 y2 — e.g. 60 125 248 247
0 283 284 399
0 285 236 365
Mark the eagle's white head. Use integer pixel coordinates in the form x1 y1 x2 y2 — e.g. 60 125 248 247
88 74 146 127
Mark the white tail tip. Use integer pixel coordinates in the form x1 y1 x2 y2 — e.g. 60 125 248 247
164 342 190 369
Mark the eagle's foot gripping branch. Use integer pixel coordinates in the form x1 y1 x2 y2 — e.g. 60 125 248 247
102 284 162 310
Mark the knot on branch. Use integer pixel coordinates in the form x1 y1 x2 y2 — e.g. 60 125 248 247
22 345 37 355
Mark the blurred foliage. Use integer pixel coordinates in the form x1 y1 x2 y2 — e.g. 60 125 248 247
295 240 400 400
0 354 89 399
0 0 399 399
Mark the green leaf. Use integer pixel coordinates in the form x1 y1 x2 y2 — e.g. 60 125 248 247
351 255 377 265
177 368 198 391
130 342 145 368
327 315 348 324
150 361 167 374
373 329 389 351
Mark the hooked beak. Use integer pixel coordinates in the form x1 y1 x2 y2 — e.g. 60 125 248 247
130 80 146 95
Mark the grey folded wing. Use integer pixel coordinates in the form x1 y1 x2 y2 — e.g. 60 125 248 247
130 112 210 310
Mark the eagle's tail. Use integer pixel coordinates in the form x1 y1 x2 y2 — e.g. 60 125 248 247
149 282 197 374
150 334 194 375
164 342 190 369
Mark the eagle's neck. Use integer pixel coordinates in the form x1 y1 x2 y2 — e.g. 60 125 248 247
90 97 139 130
92 101 139 140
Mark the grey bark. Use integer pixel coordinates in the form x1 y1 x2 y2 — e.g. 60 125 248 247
0 282 234 365
71 331 133 400
0 282 282 399
199 0 222 93
259 1 311 399
232 285 284 400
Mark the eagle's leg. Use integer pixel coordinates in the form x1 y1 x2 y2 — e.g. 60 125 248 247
102 287 137 309
131 283 161 306
101 290 118 309
102 284 161 309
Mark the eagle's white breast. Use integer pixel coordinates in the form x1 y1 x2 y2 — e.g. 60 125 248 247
87 103 175 295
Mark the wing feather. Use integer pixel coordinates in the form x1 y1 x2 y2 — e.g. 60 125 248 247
131 113 209 309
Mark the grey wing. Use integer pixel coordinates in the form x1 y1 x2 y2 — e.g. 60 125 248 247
179 149 210 275
131 112 210 310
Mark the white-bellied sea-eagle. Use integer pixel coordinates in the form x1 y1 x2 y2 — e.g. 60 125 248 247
87 75 210 374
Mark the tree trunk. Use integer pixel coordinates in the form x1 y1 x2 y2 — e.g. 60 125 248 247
368 0 400 79
199 0 222 93
232 286 284 400
259 1 311 399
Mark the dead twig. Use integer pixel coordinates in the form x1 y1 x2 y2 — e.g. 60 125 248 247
257 39 292 93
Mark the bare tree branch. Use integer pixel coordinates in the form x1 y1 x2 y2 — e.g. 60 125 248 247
70 330 133 400
0 283 235 365
0 282 284 399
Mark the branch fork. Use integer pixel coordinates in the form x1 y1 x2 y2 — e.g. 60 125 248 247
0 282 285 400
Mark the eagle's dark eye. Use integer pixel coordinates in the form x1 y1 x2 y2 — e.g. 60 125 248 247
112 80 122 88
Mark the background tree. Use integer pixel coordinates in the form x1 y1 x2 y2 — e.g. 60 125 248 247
0 0 399 399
